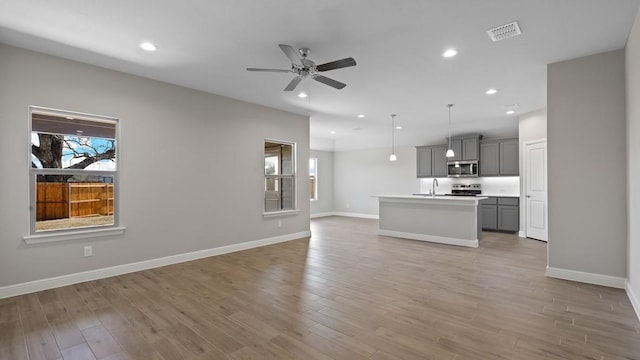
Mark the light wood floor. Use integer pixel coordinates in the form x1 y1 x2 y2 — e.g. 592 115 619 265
2 216 640 360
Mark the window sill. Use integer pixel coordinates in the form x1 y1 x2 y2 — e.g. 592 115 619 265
23 226 126 245
263 209 300 218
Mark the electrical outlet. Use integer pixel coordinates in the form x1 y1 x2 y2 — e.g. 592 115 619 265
277 220 282 228
84 245 93 257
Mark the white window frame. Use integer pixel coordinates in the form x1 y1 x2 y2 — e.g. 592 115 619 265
309 157 318 201
24 106 125 244
263 139 298 217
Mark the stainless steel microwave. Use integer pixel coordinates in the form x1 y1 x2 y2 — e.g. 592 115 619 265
447 160 479 177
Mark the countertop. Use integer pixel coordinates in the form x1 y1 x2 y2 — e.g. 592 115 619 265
377 194 488 201
481 194 520 198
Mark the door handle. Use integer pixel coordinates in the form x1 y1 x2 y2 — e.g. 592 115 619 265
526 195 531 198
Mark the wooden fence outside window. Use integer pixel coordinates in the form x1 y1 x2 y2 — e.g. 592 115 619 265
36 182 114 221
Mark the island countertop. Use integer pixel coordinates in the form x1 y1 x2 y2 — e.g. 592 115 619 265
376 194 488 202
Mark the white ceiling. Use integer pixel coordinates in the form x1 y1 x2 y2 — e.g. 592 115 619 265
1 0 638 151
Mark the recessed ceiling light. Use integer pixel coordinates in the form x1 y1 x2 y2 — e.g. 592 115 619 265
139 42 157 52
506 110 516 115
357 114 365 118
395 126 403 130
442 49 457 58
485 88 498 95
76 130 83 134
65 116 74 120
297 92 308 98
330 130 336 135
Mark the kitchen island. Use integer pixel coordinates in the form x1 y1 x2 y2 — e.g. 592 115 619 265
377 195 487 248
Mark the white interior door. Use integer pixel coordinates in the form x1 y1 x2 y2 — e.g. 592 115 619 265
525 140 548 241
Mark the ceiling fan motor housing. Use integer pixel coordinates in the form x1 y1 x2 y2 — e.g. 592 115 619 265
299 48 311 58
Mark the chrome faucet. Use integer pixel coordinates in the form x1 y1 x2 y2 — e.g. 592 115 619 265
432 178 439 198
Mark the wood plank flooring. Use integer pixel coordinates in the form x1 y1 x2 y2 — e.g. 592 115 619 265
1 216 640 359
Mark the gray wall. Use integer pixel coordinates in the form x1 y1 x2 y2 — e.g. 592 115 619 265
0 44 310 288
518 108 547 235
333 146 420 216
627 10 640 308
310 150 334 216
547 49 627 278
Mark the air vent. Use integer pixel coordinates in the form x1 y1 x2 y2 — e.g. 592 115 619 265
487 21 522 42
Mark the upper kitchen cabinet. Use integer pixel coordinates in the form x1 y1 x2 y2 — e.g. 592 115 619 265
480 141 499 176
499 139 519 175
480 138 519 176
449 140 462 161
448 135 481 161
416 146 432 178
416 145 447 178
431 145 448 177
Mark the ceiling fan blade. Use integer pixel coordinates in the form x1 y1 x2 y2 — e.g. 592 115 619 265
246 68 291 73
284 76 303 91
316 57 357 72
313 75 346 89
279 44 302 65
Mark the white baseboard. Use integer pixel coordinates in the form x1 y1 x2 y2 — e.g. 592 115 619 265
331 212 379 220
626 281 640 321
545 266 626 289
518 230 525 238
310 212 334 219
0 231 311 299
378 229 479 248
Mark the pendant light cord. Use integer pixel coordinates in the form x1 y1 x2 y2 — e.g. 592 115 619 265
447 104 453 150
391 114 396 154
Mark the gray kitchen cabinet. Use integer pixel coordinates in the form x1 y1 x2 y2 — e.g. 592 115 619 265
431 145 448 177
481 197 498 230
416 146 432 178
448 135 480 161
417 134 480 177
481 197 519 232
462 138 479 160
480 138 519 176
499 139 519 175
480 142 499 176
449 140 463 161
498 205 519 232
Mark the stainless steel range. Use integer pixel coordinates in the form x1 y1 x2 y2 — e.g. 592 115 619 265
450 183 482 196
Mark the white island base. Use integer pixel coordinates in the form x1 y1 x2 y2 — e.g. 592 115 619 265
377 195 486 248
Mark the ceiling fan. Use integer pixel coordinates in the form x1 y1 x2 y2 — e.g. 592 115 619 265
247 44 356 91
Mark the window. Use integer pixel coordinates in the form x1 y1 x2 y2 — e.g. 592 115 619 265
264 140 296 213
27 106 122 241
309 157 317 201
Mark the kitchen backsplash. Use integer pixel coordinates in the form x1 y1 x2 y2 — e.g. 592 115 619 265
419 176 520 196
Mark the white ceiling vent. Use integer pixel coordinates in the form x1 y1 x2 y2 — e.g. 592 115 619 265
487 21 522 42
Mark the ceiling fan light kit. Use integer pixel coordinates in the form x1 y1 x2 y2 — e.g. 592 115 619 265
247 44 356 91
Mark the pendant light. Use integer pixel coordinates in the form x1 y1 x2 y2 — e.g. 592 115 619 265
446 104 455 158
389 114 397 161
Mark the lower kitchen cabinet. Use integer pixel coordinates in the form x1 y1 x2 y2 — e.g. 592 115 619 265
481 197 519 232
481 204 498 229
